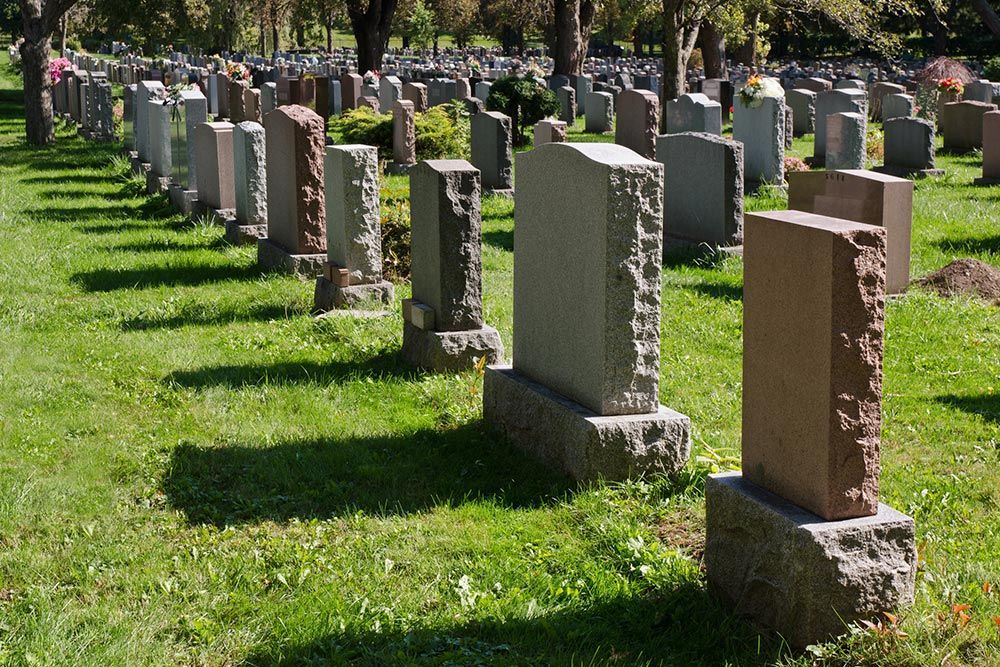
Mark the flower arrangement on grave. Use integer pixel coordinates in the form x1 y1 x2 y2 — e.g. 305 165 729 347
166 82 195 104
226 62 250 82
467 57 481 76
48 57 72 85
737 74 784 108
363 70 380 86
936 77 964 96
525 61 545 79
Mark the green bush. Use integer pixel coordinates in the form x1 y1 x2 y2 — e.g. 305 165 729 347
485 76 560 146
330 102 469 163
380 195 411 281
983 56 1000 81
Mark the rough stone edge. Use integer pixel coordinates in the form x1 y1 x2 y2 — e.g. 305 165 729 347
256 237 326 278
482 365 691 482
224 219 267 245
705 471 917 648
314 276 395 312
401 320 504 372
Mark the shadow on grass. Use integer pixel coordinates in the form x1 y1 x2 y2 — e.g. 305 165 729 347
71 262 263 291
162 422 574 524
240 585 780 666
104 238 224 254
662 246 736 271
936 393 999 425
163 352 416 388
120 302 307 331
483 229 513 251
25 204 135 222
933 235 1000 256
687 281 743 301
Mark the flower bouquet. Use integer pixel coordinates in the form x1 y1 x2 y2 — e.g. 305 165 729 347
936 77 964 96
226 62 250 82
49 57 72 85
738 74 784 108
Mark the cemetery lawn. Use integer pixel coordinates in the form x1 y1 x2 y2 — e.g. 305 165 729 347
1 60 998 666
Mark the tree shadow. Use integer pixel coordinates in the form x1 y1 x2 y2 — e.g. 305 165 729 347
104 238 224 254
23 204 135 223
70 262 264 292
239 584 783 666
482 229 513 251
78 219 175 234
661 245 736 271
936 393 999 424
162 422 574 525
162 352 417 389
686 281 744 301
933 235 1000 256
120 303 308 331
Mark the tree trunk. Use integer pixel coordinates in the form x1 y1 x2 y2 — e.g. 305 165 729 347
260 19 266 56
296 24 305 48
272 23 280 53
733 12 758 65
20 26 55 145
632 27 643 58
553 0 583 75
699 20 726 79
578 0 596 66
971 0 1000 35
661 0 700 101
59 14 67 52
326 24 332 52
349 0 398 74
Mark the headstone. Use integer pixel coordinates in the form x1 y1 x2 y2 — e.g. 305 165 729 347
665 93 722 135
146 100 173 192
329 79 342 116
232 121 268 242
534 119 567 146
785 88 816 136
879 117 941 177
261 82 277 114
706 212 914 649
474 81 493 103
789 170 913 294
215 72 231 118
378 75 402 113
483 142 690 480
795 77 832 93
168 89 207 213
882 93 914 121
402 82 428 112
585 91 614 133
123 84 137 151
258 105 327 276
557 86 576 124
657 132 743 247
229 79 248 123
834 79 865 91
869 82 906 121
341 73 362 110
964 80 994 104
814 89 867 162
315 144 394 310
974 110 1000 185
733 96 785 188
358 96 380 113
402 160 504 371
391 99 416 171
825 112 867 170
702 78 734 122
941 101 997 152
471 111 513 195
575 74 592 116
615 89 659 158
194 121 237 212
93 81 114 141
135 80 165 162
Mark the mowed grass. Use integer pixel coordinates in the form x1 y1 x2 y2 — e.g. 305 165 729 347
0 57 997 666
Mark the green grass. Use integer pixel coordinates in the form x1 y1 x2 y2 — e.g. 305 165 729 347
0 56 998 666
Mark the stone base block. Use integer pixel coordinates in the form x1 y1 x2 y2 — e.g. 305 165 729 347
875 165 944 179
145 171 170 194
973 176 1000 186
483 365 691 482
705 471 917 649
131 158 151 176
401 321 504 372
224 219 267 245
314 276 394 311
482 188 514 199
203 207 236 227
168 185 201 216
256 238 326 278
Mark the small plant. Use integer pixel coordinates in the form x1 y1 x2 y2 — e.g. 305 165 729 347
485 76 559 146
866 126 884 167
48 57 71 85
331 105 468 162
784 155 809 173
380 195 411 281
983 56 1000 81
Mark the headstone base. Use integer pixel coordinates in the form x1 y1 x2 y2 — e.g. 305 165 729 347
314 276 394 311
131 158 151 176
401 320 503 372
483 365 691 482
204 207 236 227
705 471 917 649
482 188 514 199
168 185 201 216
224 219 267 245
256 238 326 278
145 172 171 195
972 176 1000 186
874 165 945 179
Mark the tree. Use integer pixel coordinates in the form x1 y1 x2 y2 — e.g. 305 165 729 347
17 0 78 145
553 0 596 75
347 0 399 73
970 0 1000 35
399 0 435 48
485 75 559 145
479 0 543 54
430 0 478 47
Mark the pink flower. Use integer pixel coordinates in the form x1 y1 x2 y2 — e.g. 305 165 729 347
49 57 72 85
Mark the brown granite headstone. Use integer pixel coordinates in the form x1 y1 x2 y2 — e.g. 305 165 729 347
743 209 886 521
402 82 428 112
978 110 1000 183
788 169 912 294
393 99 416 166
942 101 998 152
263 105 327 254
194 121 236 211
615 89 659 158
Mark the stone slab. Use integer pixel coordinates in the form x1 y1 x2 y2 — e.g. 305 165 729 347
705 472 916 649
401 320 503 372
484 365 691 482
224 220 267 245
314 276 394 311
256 237 326 278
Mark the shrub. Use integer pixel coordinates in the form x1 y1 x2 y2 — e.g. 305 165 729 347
784 156 809 173
330 103 469 162
866 126 884 167
983 56 1000 81
485 75 560 146
381 195 411 281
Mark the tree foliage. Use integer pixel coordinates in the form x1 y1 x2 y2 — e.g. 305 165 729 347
485 75 559 146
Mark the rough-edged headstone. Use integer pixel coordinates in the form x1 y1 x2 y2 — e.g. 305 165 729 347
657 132 743 247
785 88 815 136
471 111 513 195
615 89 659 158
665 93 722 135
878 117 941 177
733 96 785 188
378 75 402 113
942 100 997 152
882 93 914 121
483 142 690 481
534 119 567 146
402 160 504 371
230 121 268 244
557 86 576 124
391 99 416 172
261 82 277 114
585 91 614 133
813 89 867 162
825 112 867 170
402 82 428 112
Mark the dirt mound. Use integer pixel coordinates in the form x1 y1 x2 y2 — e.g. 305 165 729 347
916 259 1000 304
